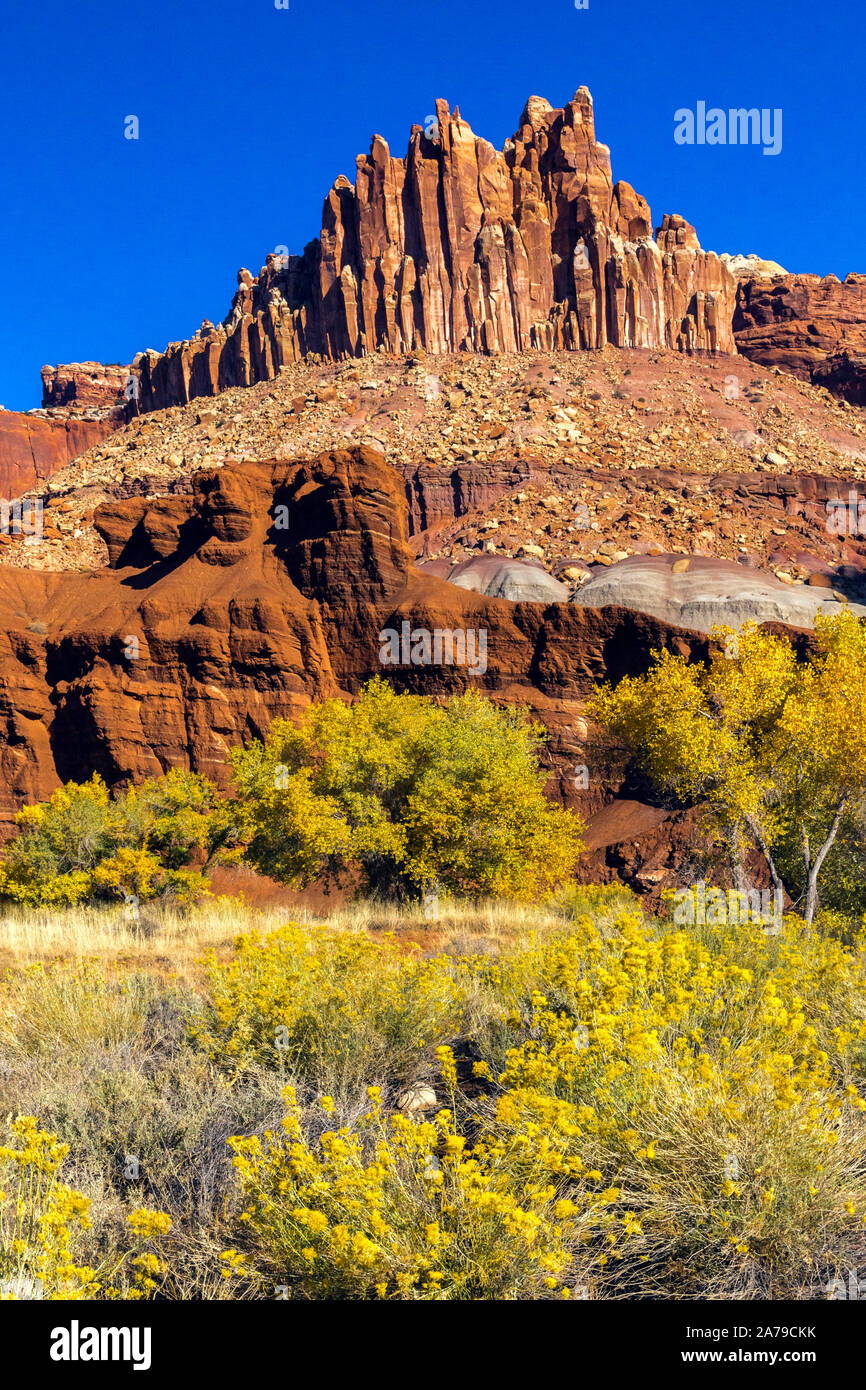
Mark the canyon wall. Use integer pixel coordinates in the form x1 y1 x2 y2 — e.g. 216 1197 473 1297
0 411 119 498
40 362 130 412
0 363 129 499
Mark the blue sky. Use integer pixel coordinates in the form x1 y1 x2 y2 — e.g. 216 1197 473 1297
1 0 862 409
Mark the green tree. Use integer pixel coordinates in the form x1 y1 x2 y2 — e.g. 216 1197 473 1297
230 678 583 901
589 610 866 925
0 768 234 907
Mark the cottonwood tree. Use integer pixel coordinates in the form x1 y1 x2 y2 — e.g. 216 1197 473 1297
0 768 235 906
230 678 583 901
589 610 866 925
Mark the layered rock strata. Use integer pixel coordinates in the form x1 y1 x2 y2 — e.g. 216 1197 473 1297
734 272 866 404
135 89 736 411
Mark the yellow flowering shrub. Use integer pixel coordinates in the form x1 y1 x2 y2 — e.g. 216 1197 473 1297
0 1117 97 1299
194 924 468 1091
226 1085 586 1300
219 907 866 1299
491 909 866 1293
0 1116 172 1300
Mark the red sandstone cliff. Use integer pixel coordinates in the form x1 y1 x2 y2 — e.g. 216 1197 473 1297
40 362 131 412
0 363 130 499
0 410 118 498
135 88 736 411
734 272 866 404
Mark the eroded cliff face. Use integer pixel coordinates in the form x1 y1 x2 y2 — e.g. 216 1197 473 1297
0 444 714 899
0 411 119 499
734 272 866 404
0 364 130 500
40 362 130 412
135 88 736 411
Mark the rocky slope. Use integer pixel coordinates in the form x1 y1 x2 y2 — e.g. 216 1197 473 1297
7 346 864 573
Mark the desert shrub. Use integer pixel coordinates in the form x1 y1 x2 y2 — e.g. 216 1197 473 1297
193 924 470 1094
224 1083 592 1300
0 961 164 1058
0 1115 171 1300
0 769 232 908
230 678 583 901
0 959 287 1300
551 881 638 922
484 908 866 1296
220 906 866 1300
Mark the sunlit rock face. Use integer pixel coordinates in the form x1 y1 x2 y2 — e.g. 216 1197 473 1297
135 87 736 411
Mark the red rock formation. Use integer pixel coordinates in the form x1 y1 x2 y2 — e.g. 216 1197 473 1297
812 350 866 406
41 362 131 412
734 272 866 402
0 443 714 896
0 411 118 499
136 88 736 410
0 362 130 500
398 458 866 540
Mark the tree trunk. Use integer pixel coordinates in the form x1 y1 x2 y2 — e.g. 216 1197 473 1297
422 880 441 921
727 830 749 894
747 818 784 895
803 799 847 927
733 863 749 893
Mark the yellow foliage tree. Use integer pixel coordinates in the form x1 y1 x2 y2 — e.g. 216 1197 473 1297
589 610 866 925
0 768 233 908
230 678 583 902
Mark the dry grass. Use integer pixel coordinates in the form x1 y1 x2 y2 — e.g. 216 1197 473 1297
0 890 576 1298
0 898 256 986
2 887 866 1299
0 893 575 986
